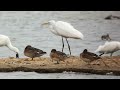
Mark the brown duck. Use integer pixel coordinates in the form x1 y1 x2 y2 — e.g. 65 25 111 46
80 49 101 64
24 45 46 60
50 49 68 64
101 34 111 41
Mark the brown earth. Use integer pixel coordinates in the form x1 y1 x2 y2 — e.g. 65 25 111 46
0 56 120 75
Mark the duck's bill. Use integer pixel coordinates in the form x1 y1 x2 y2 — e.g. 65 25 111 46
16 53 19 58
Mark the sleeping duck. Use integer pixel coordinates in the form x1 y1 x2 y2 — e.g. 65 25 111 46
80 49 101 64
24 45 46 60
50 49 68 64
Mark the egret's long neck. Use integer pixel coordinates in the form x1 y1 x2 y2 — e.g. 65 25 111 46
49 22 59 35
7 42 19 53
118 42 120 49
95 45 103 53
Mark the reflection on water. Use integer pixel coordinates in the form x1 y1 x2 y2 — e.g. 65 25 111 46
0 11 120 79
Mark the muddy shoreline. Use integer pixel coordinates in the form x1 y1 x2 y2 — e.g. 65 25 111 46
0 56 120 75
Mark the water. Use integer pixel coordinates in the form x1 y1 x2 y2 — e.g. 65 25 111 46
0 72 120 79
0 11 120 79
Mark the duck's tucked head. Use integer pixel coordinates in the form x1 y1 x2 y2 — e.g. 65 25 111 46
51 49 56 53
25 45 32 49
26 45 32 47
83 49 88 53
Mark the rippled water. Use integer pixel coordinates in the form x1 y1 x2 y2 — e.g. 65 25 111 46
0 11 120 79
0 72 120 79
0 11 120 58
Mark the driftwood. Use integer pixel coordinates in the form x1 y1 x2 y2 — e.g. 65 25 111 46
0 67 120 76
0 56 120 76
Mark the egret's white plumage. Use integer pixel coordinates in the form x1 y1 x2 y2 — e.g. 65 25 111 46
95 41 120 56
0 34 19 58
42 20 84 55
48 20 84 39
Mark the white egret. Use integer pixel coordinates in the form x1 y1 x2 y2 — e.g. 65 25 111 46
95 41 120 56
0 34 19 58
42 20 84 55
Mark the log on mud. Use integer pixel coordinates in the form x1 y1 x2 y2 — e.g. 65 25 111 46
0 56 120 75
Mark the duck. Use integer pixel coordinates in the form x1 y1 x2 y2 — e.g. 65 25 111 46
0 34 19 58
101 34 111 41
24 45 46 60
80 49 101 64
50 49 68 64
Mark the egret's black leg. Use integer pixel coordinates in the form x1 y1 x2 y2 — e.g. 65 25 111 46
99 53 104 56
110 53 113 57
62 37 64 52
66 38 71 55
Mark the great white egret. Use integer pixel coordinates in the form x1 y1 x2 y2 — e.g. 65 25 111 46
95 41 120 56
24 45 46 60
42 20 84 55
0 34 19 58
